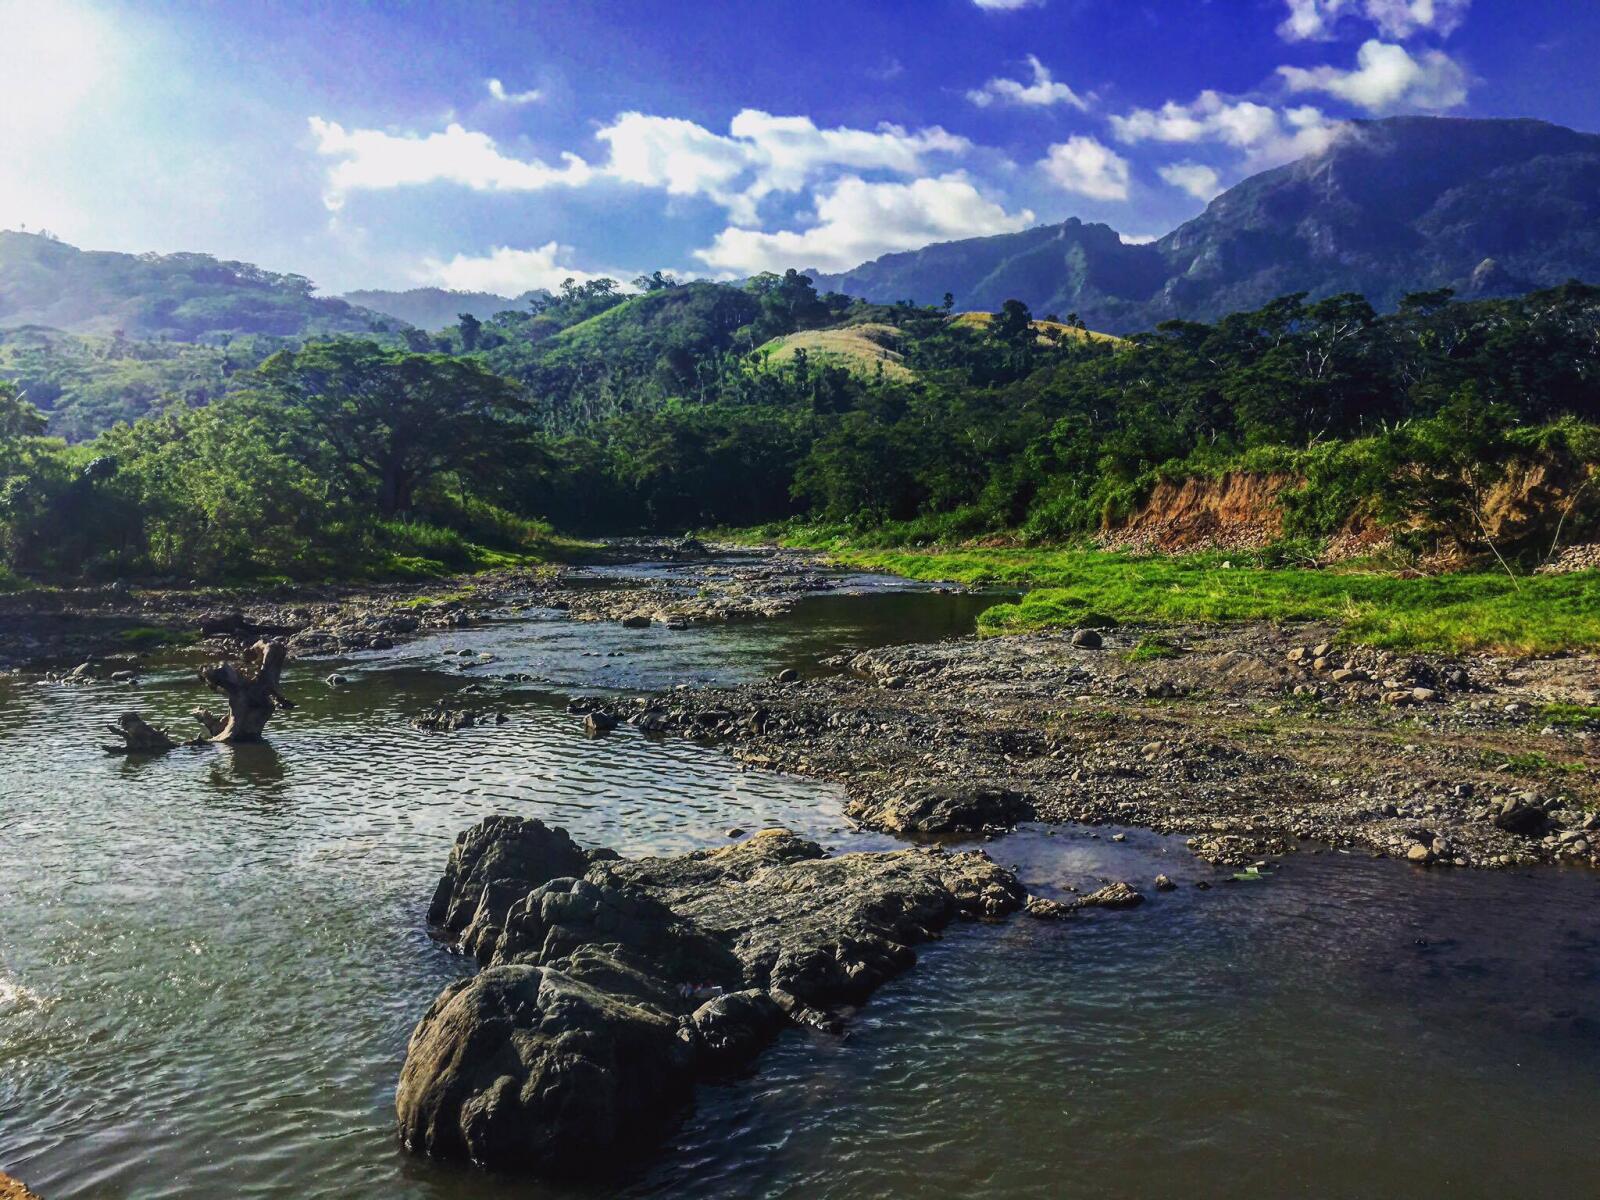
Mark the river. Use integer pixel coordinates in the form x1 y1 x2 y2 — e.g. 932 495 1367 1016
1 563 1597 1198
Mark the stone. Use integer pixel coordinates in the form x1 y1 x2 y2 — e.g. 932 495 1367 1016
1077 881 1144 909
585 711 620 734
399 820 1026 1175
1411 687 1439 703
620 615 653 629
1025 896 1076 919
1405 842 1434 864
325 673 348 686
1154 874 1176 891
844 783 1034 835
1492 799 1546 836
774 668 800 684
426 815 594 939
1070 628 1103 649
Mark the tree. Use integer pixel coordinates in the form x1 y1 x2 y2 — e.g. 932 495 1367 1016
632 270 681 293
253 341 529 518
458 313 483 353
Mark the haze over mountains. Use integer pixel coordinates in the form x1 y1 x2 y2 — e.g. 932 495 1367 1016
812 117 1600 332
3 116 1599 346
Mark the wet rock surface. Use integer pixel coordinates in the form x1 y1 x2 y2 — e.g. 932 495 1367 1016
616 624 1598 871
398 816 1026 1175
0 1173 42 1200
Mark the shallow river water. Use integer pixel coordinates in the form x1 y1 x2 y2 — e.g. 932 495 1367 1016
1 568 1597 1199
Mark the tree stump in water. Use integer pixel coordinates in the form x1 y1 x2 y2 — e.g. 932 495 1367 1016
196 639 293 743
104 712 179 755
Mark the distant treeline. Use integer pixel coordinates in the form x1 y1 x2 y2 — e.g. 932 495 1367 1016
1 271 1598 585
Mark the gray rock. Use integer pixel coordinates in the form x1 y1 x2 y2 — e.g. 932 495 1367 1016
399 820 1025 1175
1071 628 1103 649
845 783 1034 835
1078 881 1144 908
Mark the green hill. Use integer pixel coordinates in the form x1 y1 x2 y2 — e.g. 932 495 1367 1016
753 323 914 380
339 286 527 331
0 231 404 341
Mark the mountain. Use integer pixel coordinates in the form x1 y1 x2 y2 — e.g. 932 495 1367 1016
0 231 404 342
338 286 530 330
811 117 1600 332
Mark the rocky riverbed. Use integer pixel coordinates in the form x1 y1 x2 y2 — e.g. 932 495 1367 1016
397 814 1069 1175
0 542 839 672
579 621 1599 872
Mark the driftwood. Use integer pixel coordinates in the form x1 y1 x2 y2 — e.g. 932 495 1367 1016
196 639 293 743
103 712 179 755
104 639 293 754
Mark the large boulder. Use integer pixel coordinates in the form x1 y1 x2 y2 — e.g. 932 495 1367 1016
426 815 610 941
399 821 1025 1175
396 948 696 1174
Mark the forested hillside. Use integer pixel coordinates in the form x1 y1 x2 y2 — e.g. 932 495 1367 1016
0 231 402 341
0 263 1596 587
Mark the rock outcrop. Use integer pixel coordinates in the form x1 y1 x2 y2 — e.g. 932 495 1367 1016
398 817 1025 1176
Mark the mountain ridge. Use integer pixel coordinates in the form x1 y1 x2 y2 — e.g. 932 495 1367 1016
811 116 1600 331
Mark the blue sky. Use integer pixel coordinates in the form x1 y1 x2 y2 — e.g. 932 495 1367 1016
5 0 1598 295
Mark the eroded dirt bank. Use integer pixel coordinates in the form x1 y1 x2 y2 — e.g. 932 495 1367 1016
591 621 1599 872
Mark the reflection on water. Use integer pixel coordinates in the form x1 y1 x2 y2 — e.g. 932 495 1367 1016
1 584 1597 1200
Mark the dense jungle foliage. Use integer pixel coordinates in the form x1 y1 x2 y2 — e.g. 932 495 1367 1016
1 268 1598 585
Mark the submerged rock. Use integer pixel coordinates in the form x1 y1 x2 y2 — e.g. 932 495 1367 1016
400 817 1026 1176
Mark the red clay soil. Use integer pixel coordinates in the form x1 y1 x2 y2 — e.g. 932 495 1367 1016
1100 471 1291 554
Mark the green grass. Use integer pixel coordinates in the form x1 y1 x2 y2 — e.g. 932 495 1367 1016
1126 636 1180 662
1541 704 1600 729
787 545 1600 655
1479 750 1588 776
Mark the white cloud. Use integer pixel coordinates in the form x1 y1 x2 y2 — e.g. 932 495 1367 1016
596 108 970 224
486 78 542 105
973 0 1043 9
309 118 592 209
967 55 1089 109
1278 39 1468 111
1278 0 1470 42
694 173 1034 275
1158 161 1223 201
423 242 625 295
1110 90 1342 169
1039 136 1130 201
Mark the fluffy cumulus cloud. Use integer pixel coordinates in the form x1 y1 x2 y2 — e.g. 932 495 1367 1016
597 109 970 225
1039 136 1130 200
695 173 1034 274
1157 161 1223 201
1110 90 1341 169
309 118 591 209
1278 39 1468 111
1278 0 1470 42
967 55 1089 109
424 242 622 294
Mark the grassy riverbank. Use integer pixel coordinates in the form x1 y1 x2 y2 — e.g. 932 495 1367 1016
738 531 1600 654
